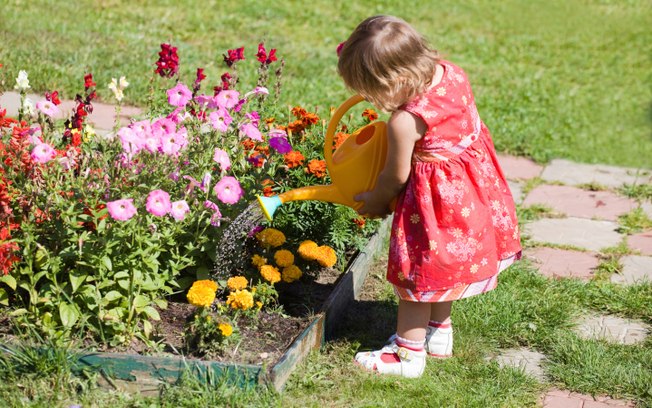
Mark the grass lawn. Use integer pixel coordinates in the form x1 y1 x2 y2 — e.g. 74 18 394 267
1 0 651 166
1 0 651 406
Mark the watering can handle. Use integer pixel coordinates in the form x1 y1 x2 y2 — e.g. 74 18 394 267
324 94 366 170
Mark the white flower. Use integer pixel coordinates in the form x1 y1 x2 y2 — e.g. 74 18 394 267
14 70 30 91
108 76 129 101
22 97 35 116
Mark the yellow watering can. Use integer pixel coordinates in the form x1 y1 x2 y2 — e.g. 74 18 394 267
257 94 393 221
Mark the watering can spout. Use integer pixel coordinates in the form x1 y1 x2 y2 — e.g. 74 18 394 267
257 184 350 221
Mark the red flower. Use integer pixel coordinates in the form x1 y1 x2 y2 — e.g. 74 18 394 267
223 47 245 67
362 108 378 122
256 43 278 65
45 90 61 106
84 73 96 89
353 217 366 228
193 68 206 93
247 153 265 168
154 43 180 78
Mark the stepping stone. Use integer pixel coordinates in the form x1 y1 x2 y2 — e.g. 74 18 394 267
575 314 649 345
497 154 543 180
627 230 652 256
526 247 599 280
508 180 524 204
610 255 652 285
524 217 623 252
541 159 650 189
493 347 546 381
542 389 635 407
522 185 640 221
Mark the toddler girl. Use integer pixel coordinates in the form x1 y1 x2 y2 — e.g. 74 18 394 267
337 15 522 378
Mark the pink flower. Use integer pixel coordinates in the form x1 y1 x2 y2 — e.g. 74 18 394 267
214 176 243 205
146 189 171 217
160 128 188 156
167 83 192 107
213 148 231 171
170 200 190 221
183 172 211 193
204 200 223 226
214 90 240 110
239 122 262 141
30 142 56 164
152 117 177 135
131 120 152 138
35 100 60 118
244 86 269 98
117 126 143 154
107 198 137 221
209 107 232 132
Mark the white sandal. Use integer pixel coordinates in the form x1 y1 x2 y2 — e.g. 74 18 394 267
426 323 453 358
354 340 426 378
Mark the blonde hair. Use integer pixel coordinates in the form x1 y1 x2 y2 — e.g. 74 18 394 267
338 15 440 112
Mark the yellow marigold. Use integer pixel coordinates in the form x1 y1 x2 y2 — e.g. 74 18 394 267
194 279 218 291
218 322 233 337
251 254 267 268
282 265 303 283
297 240 319 261
187 283 217 308
260 264 281 284
316 245 337 268
227 276 248 291
256 301 263 309
255 228 286 248
226 289 254 310
274 249 295 268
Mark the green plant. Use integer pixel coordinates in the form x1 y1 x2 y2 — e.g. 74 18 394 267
617 207 652 234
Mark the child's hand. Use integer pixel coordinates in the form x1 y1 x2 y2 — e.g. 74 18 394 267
354 191 391 218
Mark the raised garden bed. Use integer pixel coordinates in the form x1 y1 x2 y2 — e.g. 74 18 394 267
76 218 391 393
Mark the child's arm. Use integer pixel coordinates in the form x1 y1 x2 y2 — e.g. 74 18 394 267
355 110 425 217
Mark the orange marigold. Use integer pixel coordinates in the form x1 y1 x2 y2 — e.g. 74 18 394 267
316 245 337 268
251 254 267 268
255 228 286 248
241 139 255 150
284 150 305 168
333 132 350 150
297 240 319 261
362 108 379 121
287 119 305 134
282 265 303 283
262 186 273 197
291 106 307 118
227 276 248 291
274 249 295 267
306 159 327 178
260 264 281 284
353 217 366 228
226 289 254 310
301 112 319 126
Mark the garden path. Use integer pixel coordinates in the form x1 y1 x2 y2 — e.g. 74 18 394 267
3 91 651 406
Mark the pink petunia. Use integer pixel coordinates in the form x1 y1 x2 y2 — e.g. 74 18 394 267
209 107 232 133
106 198 137 221
30 142 56 164
244 86 269 99
212 148 231 171
204 200 223 226
213 90 240 110
130 120 152 138
117 126 144 154
239 122 262 141
145 189 172 217
152 117 177 136
170 200 190 221
167 83 193 107
35 100 60 118
160 128 188 156
213 176 243 205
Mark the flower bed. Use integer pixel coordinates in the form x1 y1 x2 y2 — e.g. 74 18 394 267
0 42 382 368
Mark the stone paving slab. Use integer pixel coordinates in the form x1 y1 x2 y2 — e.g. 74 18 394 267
627 230 652 256
524 217 623 252
526 247 599 280
0 91 141 132
542 389 635 407
541 159 651 189
497 154 544 180
575 314 649 345
522 185 640 221
493 347 546 381
610 255 652 285
508 180 524 205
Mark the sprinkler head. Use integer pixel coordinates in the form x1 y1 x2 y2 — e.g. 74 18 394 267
257 195 282 221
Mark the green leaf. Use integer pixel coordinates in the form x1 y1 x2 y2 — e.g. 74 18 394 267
133 294 149 313
153 298 168 310
114 271 130 280
142 320 153 338
142 306 160 321
103 290 122 303
59 303 79 328
117 279 130 290
0 288 7 306
69 273 87 293
101 256 113 271
0 274 17 290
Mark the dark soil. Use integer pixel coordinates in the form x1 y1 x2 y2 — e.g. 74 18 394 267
149 265 344 366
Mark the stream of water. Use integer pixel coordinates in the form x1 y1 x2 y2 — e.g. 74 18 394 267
212 201 266 280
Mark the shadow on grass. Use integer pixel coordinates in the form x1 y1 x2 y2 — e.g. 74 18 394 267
329 298 397 350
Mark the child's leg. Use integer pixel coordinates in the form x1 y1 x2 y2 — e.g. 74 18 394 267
430 301 452 323
396 299 431 342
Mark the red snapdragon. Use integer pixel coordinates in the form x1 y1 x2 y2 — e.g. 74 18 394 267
154 43 180 78
223 47 245 67
256 42 277 65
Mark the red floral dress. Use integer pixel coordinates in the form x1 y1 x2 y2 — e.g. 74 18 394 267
388 60 522 302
